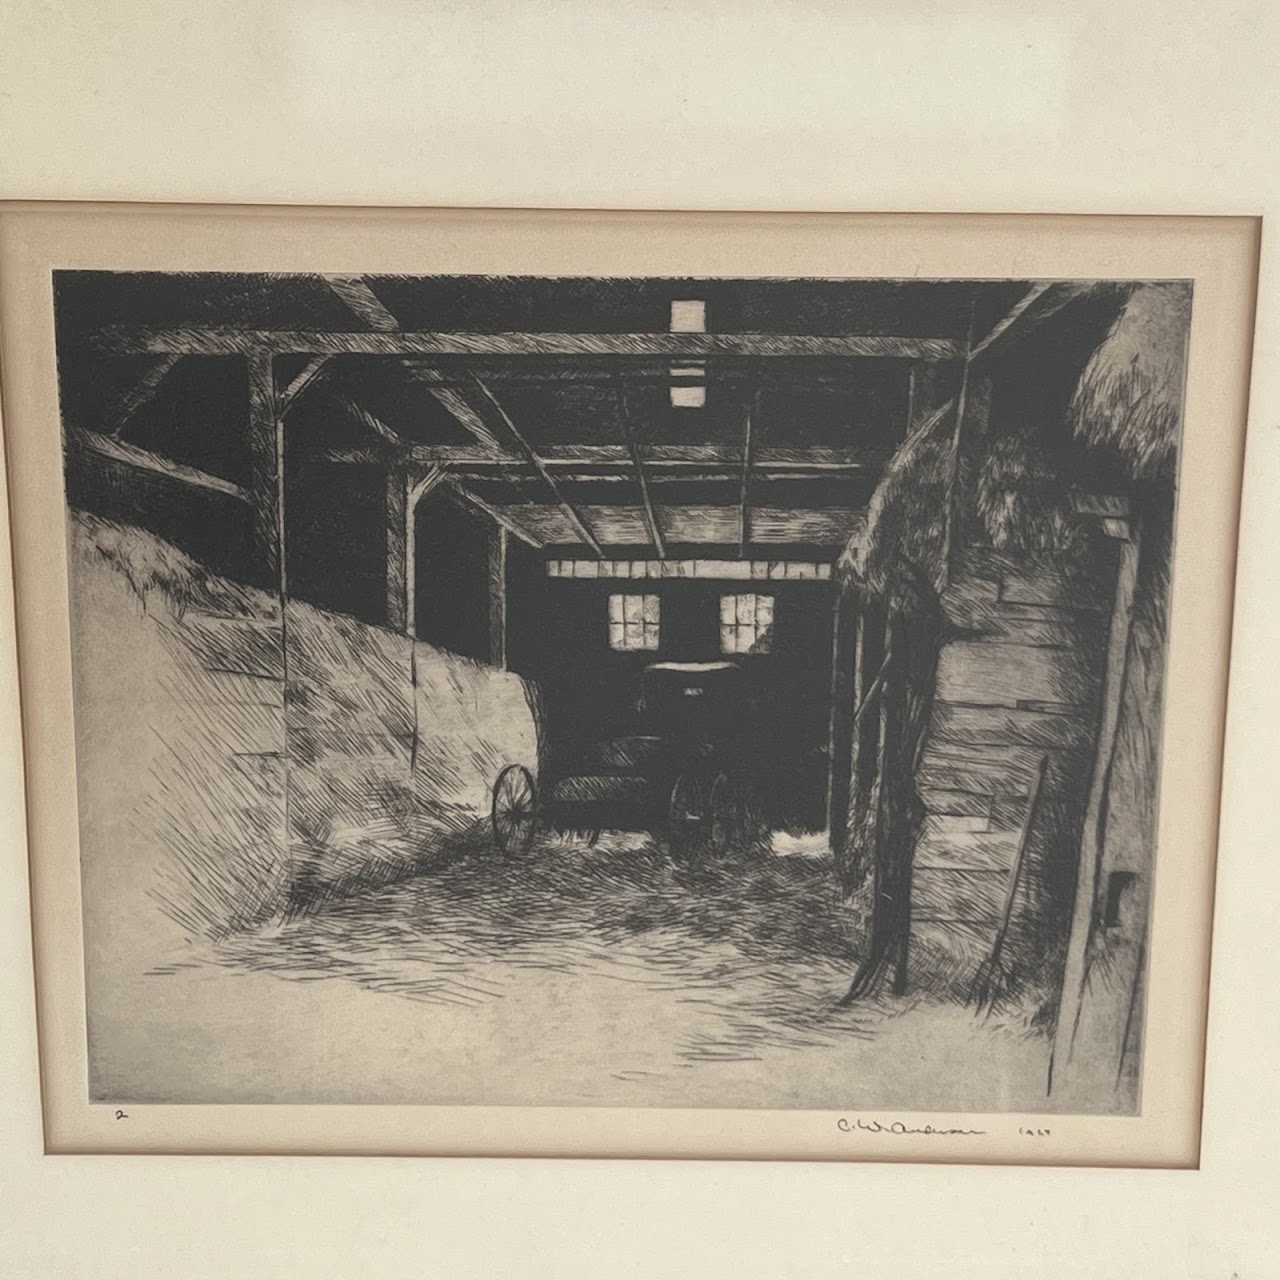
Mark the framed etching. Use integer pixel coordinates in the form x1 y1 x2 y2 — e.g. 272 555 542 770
0 204 1256 1165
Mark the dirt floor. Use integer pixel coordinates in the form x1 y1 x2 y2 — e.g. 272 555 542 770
89 831 1055 1112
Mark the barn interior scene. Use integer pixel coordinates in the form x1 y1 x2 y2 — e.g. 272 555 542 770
56 272 1186 1113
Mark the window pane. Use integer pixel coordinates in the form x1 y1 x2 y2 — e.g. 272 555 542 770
756 595 774 625
642 594 660 623
608 593 624 622
719 595 735 623
736 594 754 624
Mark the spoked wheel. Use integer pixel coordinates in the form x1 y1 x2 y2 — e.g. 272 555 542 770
667 772 707 860
707 772 750 857
491 764 538 855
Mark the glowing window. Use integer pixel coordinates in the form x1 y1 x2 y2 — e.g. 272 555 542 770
670 384 706 408
608 593 660 651
669 300 707 332
720 593 774 654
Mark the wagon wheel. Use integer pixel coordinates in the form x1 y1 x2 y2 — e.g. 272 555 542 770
708 772 749 857
491 764 538 855
667 772 707 860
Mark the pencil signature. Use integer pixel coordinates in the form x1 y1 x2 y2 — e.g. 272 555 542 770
837 1117 986 1137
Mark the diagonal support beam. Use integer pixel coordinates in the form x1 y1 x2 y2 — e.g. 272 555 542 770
279 356 331 413
421 383 505 453
334 393 404 448
409 464 447 508
100 355 181 437
321 274 400 331
70 429 249 501
471 378 605 558
614 385 665 559
443 477 544 548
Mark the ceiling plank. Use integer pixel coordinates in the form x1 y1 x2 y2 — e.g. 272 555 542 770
88 327 966 361
513 504 864 547
321 275 400 332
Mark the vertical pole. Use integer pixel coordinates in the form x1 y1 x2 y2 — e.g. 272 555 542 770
1049 522 1142 1092
826 580 857 857
246 351 284 593
386 463 411 635
488 525 507 669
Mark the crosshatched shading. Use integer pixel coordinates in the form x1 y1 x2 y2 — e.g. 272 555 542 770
54 271 1189 1116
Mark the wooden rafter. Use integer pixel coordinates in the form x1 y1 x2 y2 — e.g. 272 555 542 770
322 274 400 331
99 355 180 437
614 385 665 559
409 464 447 508
87 327 966 361
334 393 403 448
470 379 605 558
422 384 505 453
279 356 331 413
443 478 544 548
737 400 755 556
968 282 1053 359
71 430 249 501
315 443 883 470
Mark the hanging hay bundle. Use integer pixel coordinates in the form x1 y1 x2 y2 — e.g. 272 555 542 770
848 405 953 596
1070 282 1191 481
975 432 1083 558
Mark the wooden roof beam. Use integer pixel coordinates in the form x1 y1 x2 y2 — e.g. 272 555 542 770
614 385 665 559
70 429 249 501
321 274 400 332
315 443 883 469
279 356 332 413
333 393 405 448
86 328 966 361
98 355 181 437
442 478 544 548
421 383 506 453
470 379 605 558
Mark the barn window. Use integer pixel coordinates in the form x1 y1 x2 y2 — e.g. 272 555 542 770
720 593 774 654
608 593 660 650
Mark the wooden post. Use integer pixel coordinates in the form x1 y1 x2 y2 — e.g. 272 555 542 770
488 525 507 669
1049 520 1142 1091
826 579 858 857
386 463 412 635
246 351 284 593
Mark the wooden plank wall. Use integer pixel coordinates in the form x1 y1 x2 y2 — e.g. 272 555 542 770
908 549 1109 997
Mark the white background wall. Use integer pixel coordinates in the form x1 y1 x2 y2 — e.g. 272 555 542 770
2 3 1278 1276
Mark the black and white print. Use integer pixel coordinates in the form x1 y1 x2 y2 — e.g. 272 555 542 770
55 272 1188 1114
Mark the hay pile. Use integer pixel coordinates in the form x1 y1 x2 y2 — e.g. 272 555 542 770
974 432 1083 558
1070 282 1191 481
848 403 954 595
